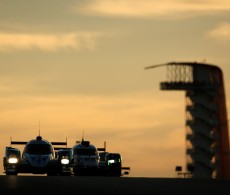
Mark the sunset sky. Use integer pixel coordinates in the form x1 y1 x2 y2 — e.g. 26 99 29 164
1 0 230 177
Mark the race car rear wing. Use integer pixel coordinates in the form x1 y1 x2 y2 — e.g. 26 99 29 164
51 142 69 151
11 140 68 146
11 141 27 145
10 137 68 151
97 141 106 152
122 167 130 170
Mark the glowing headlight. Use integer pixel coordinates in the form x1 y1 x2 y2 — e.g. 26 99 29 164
108 159 115 164
8 157 18 164
61 158 69 165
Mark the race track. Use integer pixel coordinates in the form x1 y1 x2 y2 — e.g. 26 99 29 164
0 175 230 195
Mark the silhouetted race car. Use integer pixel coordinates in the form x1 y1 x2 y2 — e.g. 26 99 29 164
3 135 72 176
72 139 130 176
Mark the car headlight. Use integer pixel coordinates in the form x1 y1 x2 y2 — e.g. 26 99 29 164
8 157 18 164
61 158 69 165
108 159 115 165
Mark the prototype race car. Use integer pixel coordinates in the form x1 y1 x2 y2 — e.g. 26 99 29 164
3 135 72 176
72 139 130 176
56 148 73 176
99 152 130 177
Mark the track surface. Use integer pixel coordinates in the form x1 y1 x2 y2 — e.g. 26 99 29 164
1 175 230 195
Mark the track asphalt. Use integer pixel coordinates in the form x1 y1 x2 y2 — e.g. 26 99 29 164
1 175 230 195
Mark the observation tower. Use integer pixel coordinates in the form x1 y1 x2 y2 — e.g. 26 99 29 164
146 62 230 179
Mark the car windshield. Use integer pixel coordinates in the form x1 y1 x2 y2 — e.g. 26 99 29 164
6 149 20 157
74 148 97 156
25 144 53 155
107 154 121 160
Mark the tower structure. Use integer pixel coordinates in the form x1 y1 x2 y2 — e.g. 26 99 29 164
146 62 230 179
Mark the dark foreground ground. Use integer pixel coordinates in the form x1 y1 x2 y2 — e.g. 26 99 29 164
1 175 230 195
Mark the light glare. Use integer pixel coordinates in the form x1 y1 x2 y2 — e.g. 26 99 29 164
8 157 18 164
61 158 69 165
108 159 115 164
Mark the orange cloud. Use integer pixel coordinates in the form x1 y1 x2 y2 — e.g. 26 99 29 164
206 23 230 42
73 0 230 19
0 32 102 52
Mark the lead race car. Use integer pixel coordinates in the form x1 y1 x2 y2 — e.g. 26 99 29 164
3 135 72 176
